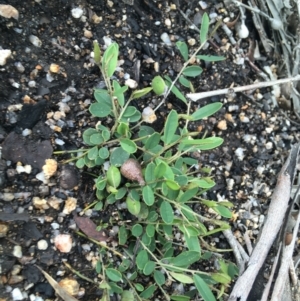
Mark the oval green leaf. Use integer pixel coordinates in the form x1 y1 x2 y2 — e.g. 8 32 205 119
106 268 122 282
182 66 203 77
152 75 166 95
191 103 222 121
160 201 174 224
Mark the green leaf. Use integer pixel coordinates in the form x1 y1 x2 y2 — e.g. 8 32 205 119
143 261 155 276
115 187 127 199
171 296 190 301
106 268 122 282
142 186 155 206
94 89 111 105
165 179 180 190
136 250 148 270
193 274 216 301
94 201 103 210
99 147 109 159
179 188 199 203
110 147 130 166
89 102 111 117
171 251 201 267
164 76 187 103
134 283 144 292
152 75 166 95
145 162 156 183
117 122 130 137
184 234 201 252
213 205 232 218
195 178 216 189
90 133 104 145
182 66 203 77
93 41 101 64
102 42 119 77
176 41 189 61
180 137 223 151
144 132 161 150
83 128 99 146
76 158 85 168
113 80 128 107
122 106 137 117
131 87 153 100
109 282 123 294
179 76 191 88
132 224 143 237
88 146 98 160
163 110 178 145
154 270 165 286
146 224 155 237
154 162 167 178
160 201 174 224
139 285 156 299
170 272 194 284
126 197 141 216
200 12 210 45
120 138 137 154
211 272 231 285
196 55 226 62
118 226 128 245
107 165 121 188
191 103 222 121
121 290 135 301
96 261 102 274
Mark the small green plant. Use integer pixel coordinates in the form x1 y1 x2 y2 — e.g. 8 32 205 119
56 13 237 301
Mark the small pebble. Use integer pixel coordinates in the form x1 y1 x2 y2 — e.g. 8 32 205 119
15 62 25 73
54 234 72 253
29 35 42 47
37 239 48 250
0 223 9 237
42 159 58 179
84 29 93 38
71 7 83 19
58 278 80 296
125 78 138 89
0 192 15 201
62 197 77 215
161 32 172 46
0 49 12 66
32 197 49 210
22 129 32 136
13 245 22 258
11 288 23 300
49 63 60 73
142 107 157 123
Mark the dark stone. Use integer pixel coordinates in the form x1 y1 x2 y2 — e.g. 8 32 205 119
59 165 80 190
1 132 53 170
33 282 54 297
16 99 48 130
21 222 43 240
0 254 16 274
38 250 55 266
22 265 41 284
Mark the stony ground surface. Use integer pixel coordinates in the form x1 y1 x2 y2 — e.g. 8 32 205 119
0 0 300 300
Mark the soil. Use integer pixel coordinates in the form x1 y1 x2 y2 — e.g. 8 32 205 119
0 0 300 301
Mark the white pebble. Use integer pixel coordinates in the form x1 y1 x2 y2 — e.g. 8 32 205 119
71 7 83 19
199 1 208 9
164 18 171 27
103 36 112 47
160 32 172 46
37 239 48 250
11 288 23 301
22 129 32 136
142 107 157 123
55 138 65 145
29 35 42 47
28 80 36 88
15 62 25 73
0 192 15 201
125 78 138 89
36 171 48 184
51 222 60 230
54 234 73 253
46 73 54 82
0 49 12 66
12 245 22 258
235 147 245 160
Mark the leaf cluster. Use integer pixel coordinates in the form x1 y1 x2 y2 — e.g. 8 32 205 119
58 13 236 301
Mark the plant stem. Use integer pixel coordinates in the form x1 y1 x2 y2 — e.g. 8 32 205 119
63 261 97 283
